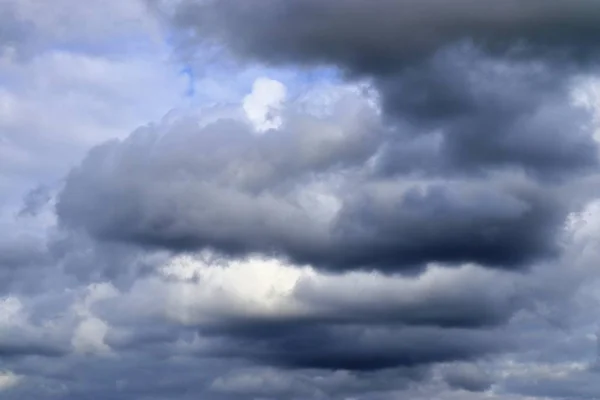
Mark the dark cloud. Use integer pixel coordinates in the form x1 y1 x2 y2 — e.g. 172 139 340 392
56 108 569 273
208 324 510 371
0 234 51 293
289 268 523 329
0 342 66 359
501 366 600 400
372 51 597 180
47 230 161 288
102 309 508 373
5 1 600 398
53 0 600 276
157 0 600 178
0 323 69 359
183 316 507 372
1 354 429 400
157 0 600 72
329 179 562 270
442 363 494 392
90 263 523 372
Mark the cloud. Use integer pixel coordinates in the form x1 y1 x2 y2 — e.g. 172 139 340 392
89 255 528 371
157 0 600 70
0 234 48 271
441 363 494 392
159 1 600 177
0 371 22 392
19 184 52 217
243 77 287 132
5 0 600 399
52 253 520 374
55 1 600 277
0 296 70 358
55 88 572 272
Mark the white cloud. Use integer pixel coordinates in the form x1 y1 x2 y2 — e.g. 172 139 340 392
71 283 118 356
0 296 26 328
71 317 112 356
243 77 287 133
158 254 308 323
0 371 22 392
110 253 516 328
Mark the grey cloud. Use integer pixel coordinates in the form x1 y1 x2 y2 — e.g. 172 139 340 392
48 231 161 288
7 0 600 398
0 324 70 360
99 274 521 372
158 0 600 72
103 311 511 372
156 0 600 179
0 341 66 359
64 257 527 375
329 179 562 270
1 354 428 400
55 0 600 276
56 106 569 273
0 234 48 271
441 363 494 392
2 354 227 400
0 2 33 58
19 185 53 217
372 50 598 179
290 267 523 328
0 236 594 399
209 324 511 371
209 367 427 400
0 234 51 293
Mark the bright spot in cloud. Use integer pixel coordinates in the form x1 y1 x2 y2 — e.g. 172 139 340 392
71 283 118 356
243 77 287 133
0 297 25 328
0 371 22 391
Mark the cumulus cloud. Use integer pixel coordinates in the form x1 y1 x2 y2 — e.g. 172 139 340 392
80 255 523 371
243 77 287 132
53 0 600 279
5 0 600 399
56 89 571 272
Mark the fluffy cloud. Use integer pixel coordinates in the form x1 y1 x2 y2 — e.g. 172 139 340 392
56 88 572 272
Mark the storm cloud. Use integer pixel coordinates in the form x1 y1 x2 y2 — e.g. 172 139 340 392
156 0 600 70
50 0 600 275
5 0 600 399
56 90 571 273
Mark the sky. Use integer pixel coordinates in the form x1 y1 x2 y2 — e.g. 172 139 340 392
4 0 600 399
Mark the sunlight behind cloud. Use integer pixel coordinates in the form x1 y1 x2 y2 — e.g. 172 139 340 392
243 77 287 133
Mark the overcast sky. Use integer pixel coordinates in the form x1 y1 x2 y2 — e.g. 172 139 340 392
4 1 600 399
